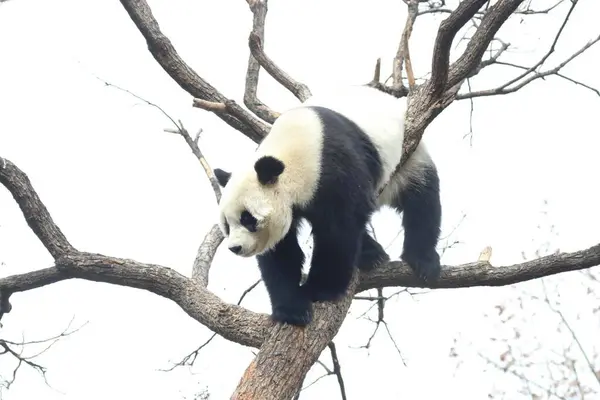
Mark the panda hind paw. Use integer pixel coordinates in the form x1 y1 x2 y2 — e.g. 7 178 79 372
358 247 391 271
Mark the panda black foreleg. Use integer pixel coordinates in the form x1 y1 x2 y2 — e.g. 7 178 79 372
303 219 363 303
357 231 390 271
256 221 313 326
393 165 442 283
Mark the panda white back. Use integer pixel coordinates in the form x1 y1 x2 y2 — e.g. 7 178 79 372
300 86 410 195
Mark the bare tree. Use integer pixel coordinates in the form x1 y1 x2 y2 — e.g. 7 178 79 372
1 0 599 398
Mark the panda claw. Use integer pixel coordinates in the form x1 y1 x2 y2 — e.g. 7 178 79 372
402 251 441 284
358 249 390 271
358 235 391 271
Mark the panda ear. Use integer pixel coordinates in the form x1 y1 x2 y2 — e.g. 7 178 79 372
254 156 285 185
214 168 232 187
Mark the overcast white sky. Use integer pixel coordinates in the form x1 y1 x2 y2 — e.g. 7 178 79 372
1 0 599 399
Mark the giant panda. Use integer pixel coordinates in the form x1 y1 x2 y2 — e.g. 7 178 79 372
214 85 441 327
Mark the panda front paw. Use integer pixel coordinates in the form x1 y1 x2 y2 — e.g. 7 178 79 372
402 250 441 283
271 296 314 327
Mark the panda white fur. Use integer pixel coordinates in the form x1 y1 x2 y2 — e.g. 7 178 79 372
214 85 441 326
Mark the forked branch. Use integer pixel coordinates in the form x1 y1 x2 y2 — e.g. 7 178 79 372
446 0 532 89
243 0 281 123
118 0 269 143
393 0 419 91
427 0 489 97
248 32 312 102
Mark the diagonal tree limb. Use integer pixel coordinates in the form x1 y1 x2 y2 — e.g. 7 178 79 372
243 0 281 123
446 0 528 90
388 0 526 177
0 157 268 348
118 0 269 143
248 32 311 102
466 39 511 78
393 0 419 92
191 225 224 287
231 274 358 400
95 76 226 287
0 159 75 259
427 0 490 97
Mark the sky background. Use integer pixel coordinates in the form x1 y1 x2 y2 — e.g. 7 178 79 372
1 0 599 399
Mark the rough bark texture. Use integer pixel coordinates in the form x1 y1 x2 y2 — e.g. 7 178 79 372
2 0 599 398
232 277 357 400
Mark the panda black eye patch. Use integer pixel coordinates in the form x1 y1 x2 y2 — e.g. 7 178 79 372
240 210 258 232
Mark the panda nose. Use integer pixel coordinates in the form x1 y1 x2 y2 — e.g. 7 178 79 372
229 245 242 255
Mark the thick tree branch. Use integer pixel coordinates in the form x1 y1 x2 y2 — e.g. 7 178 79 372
118 0 269 143
467 39 510 78
191 225 224 287
248 32 311 102
427 0 489 97
0 157 268 348
1 156 598 361
232 275 359 399
358 244 600 292
231 245 600 397
0 159 75 259
189 98 270 144
243 0 281 124
381 0 526 182
0 251 270 348
446 0 528 89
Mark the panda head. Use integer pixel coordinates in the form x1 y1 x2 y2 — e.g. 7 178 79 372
214 155 293 257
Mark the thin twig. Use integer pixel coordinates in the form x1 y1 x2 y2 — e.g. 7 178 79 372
327 342 347 400
498 0 579 90
457 34 600 99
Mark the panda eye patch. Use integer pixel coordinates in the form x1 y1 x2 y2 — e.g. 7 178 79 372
240 210 258 232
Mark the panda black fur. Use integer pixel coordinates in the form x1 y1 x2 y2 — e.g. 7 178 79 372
214 85 441 327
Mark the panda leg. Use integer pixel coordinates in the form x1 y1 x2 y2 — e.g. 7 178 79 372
303 219 363 303
357 231 390 271
392 165 442 283
256 220 313 326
